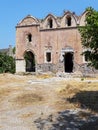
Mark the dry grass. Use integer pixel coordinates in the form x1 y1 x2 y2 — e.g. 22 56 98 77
56 81 98 112
0 88 13 103
10 92 44 108
0 74 23 86
0 73 98 112
56 81 98 96
20 112 34 119
0 73 98 130
0 87 22 104
36 73 54 79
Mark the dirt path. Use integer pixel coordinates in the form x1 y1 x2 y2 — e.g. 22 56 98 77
0 74 65 130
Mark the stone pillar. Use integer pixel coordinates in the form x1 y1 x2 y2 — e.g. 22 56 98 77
16 59 25 73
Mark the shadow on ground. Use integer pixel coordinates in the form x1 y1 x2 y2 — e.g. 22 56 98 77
34 109 98 130
67 91 98 112
34 91 98 130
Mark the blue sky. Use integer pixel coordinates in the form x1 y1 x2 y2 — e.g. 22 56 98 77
0 0 97 49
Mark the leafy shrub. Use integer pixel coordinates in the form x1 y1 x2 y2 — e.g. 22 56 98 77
0 52 15 73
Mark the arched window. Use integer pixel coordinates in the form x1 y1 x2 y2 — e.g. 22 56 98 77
27 33 32 42
48 18 53 28
66 16 71 26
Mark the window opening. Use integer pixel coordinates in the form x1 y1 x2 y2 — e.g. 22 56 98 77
66 16 71 26
84 54 89 62
84 52 90 62
27 34 32 42
48 18 53 28
46 52 51 62
83 49 90 62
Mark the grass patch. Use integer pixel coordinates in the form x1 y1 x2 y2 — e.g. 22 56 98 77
10 93 44 108
0 87 22 103
0 88 13 103
56 81 98 112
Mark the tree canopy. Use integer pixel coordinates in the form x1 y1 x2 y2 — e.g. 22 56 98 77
79 7 98 69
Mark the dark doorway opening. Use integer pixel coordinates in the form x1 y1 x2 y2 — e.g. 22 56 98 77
24 51 35 72
64 52 73 73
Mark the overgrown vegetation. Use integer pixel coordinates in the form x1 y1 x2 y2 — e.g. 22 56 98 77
12 47 16 54
79 7 98 69
0 52 15 73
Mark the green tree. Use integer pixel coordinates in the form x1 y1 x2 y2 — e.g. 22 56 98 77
79 7 98 69
13 46 16 54
0 52 15 73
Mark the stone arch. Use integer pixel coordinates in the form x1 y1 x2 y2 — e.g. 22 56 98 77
61 11 78 27
24 50 36 72
79 11 87 26
42 14 58 29
17 15 39 26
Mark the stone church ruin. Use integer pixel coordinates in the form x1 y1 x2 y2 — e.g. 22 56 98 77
15 10 97 74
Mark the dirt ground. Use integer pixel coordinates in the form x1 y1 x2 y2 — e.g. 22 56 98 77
0 73 98 130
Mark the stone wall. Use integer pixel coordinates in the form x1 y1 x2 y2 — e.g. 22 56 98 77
16 10 97 75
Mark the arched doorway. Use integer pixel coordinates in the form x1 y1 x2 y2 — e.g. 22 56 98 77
24 51 35 72
64 52 73 73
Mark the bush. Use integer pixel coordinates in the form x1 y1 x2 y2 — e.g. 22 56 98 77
0 52 15 73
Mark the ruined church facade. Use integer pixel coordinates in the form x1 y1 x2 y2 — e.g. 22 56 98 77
16 11 91 74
